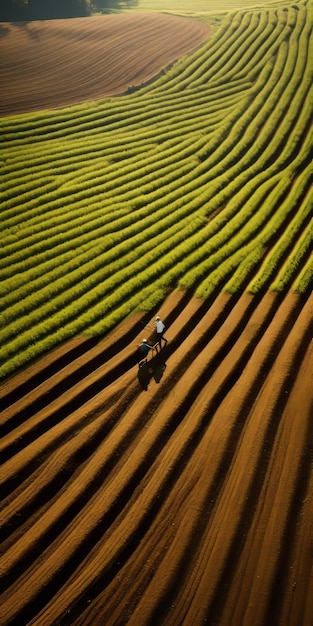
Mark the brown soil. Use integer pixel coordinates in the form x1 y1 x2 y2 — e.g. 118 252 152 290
0 12 312 626
0 14 210 116
1 289 312 626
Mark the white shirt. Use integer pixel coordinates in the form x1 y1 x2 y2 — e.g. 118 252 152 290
156 320 165 333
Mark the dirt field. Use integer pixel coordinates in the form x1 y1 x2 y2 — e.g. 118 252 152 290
0 14 210 115
1 12 312 626
1 288 312 626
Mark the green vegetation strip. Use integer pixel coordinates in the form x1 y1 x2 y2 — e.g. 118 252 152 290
0 0 312 378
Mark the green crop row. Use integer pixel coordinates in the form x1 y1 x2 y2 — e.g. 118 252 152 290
195 170 308 298
1 153 206 266
1 85 235 149
1 150 196 236
2 31 309 272
1 133 205 229
175 11 255 88
2 83 244 161
179 99 312 293
223 244 265 294
270 219 313 292
193 12 269 85
0 194 192 295
248 168 312 293
180 174 286 293
136 12 236 94
0 173 207 312
0 214 202 367
0 0 311 378
293 255 313 293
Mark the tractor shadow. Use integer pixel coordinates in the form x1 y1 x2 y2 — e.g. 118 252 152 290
137 350 167 391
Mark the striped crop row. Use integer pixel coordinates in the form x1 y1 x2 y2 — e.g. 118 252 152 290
0 0 312 378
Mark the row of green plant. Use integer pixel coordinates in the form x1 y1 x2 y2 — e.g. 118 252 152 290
1 46 310 294
0 0 311 378
1 72 247 153
2 138 200 225
1 77 248 143
0 111 226 192
2 144 310 351
244 165 312 293
192 150 311 297
271 219 312 291
192 12 275 86
0 6 285 143
1 171 210 312
3 7 308 249
138 7 286 93
0 214 202 367
1 148 205 268
292 252 313 293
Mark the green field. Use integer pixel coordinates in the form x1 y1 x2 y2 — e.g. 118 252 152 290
103 0 292 17
0 0 312 379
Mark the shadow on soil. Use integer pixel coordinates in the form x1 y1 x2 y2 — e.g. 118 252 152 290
137 349 167 391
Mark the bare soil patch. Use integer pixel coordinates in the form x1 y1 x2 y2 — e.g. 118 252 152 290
1 290 312 626
0 14 210 115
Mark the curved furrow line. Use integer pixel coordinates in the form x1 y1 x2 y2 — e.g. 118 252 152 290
0 375 140 582
0 307 153 426
152 10 254 93
261 338 312 626
0 214 206 372
0 385 126 544
119 293 311 626
247 169 312 293
106 292 310 623
272 370 313 626
203 295 312 626
0 338 139 456
0 291 187 493
28 291 307 626
0 292 273 621
0 290 310 625
196 12 270 85
0 15 211 117
0 4 312 624
80 296 283 623
0 287 188 406
77 293 309 626
0 367 136 503
1 66 308 368
103 292 304 625
0 291 247 623
151 7 282 94
3 19 308 292
0 335 89 410
1 141 200 242
0 81 247 150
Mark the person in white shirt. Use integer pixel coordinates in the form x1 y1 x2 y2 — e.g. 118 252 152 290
155 316 168 350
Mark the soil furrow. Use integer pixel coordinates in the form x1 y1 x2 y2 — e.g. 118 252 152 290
0 292 311 626
1 292 277 623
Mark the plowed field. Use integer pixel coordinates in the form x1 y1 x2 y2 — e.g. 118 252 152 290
0 14 210 115
1 6 312 626
1 289 312 625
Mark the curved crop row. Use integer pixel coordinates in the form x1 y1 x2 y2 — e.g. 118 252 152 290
0 0 312 378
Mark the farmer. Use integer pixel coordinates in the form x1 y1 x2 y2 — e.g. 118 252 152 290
138 339 153 365
155 316 168 350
